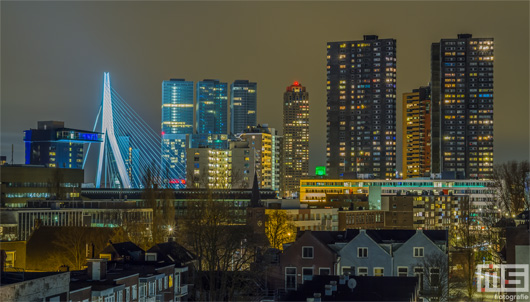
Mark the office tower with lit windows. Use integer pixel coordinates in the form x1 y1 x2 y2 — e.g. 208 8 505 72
431 34 494 179
327 35 397 179
161 79 194 185
196 79 228 134
282 82 309 198
231 80 257 135
240 124 282 192
24 121 102 169
402 86 431 179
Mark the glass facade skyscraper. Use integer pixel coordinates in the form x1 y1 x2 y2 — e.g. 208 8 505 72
431 34 494 180
230 80 257 135
327 35 397 179
196 79 228 135
161 79 194 186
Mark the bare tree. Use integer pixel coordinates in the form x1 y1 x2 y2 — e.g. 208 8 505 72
449 197 479 301
492 161 530 216
264 210 296 250
48 168 66 200
422 252 449 302
178 190 263 301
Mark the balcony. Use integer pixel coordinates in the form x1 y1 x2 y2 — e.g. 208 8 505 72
175 284 189 297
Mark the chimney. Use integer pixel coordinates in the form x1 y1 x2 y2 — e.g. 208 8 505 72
87 259 107 280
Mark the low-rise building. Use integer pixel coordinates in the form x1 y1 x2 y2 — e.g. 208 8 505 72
1 165 84 207
0 200 152 241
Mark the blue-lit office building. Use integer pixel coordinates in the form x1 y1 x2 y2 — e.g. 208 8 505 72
161 79 194 186
24 121 102 169
196 79 228 135
230 80 257 135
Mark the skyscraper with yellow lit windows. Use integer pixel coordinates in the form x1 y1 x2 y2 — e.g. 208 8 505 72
282 82 309 198
327 35 397 179
402 87 431 179
431 34 494 179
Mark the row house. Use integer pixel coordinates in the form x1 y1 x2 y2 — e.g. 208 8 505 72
68 241 195 302
269 229 448 300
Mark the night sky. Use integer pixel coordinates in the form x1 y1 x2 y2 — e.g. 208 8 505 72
2 1 528 182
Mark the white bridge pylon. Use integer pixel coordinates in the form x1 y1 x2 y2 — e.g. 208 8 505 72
96 72 132 188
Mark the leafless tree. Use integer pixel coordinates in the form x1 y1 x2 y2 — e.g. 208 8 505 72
264 209 296 250
48 168 66 200
178 190 263 301
492 161 530 216
422 252 449 302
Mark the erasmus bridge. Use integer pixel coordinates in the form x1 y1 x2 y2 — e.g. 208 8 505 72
85 73 185 189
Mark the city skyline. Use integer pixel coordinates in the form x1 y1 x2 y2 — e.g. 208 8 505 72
2 1 528 182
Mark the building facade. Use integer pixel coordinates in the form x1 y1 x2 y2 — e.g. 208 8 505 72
24 121 102 169
0 202 153 241
402 87 431 179
161 79 194 187
186 141 255 189
230 80 257 135
0 165 84 207
431 34 494 179
299 178 497 216
240 124 282 192
196 79 228 135
282 82 309 198
326 35 397 179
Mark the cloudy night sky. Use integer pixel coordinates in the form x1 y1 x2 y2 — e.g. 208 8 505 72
2 1 528 181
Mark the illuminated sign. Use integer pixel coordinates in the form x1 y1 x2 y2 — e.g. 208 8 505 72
316 166 326 176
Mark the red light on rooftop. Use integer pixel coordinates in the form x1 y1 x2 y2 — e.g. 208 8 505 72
293 81 299 86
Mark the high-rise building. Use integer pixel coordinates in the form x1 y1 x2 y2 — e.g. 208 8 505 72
431 34 494 179
161 79 194 186
326 35 397 179
240 124 282 192
282 81 309 198
24 121 102 169
196 79 228 135
231 80 257 135
402 87 431 179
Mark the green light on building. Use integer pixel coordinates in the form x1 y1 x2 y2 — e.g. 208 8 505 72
316 166 326 176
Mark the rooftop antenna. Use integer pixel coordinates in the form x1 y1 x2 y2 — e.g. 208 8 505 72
11 144 14 164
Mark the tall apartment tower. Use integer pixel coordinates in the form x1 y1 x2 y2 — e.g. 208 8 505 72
196 79 228 134
231 80 257 135
161 79 194 186
431 34 494 179
327 35 397 179
402 86 431 179
240 124 282 192
282 82 309 198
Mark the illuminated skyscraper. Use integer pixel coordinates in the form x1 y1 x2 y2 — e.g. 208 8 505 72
402 87 431 179
231 80 257 135
431 34 494 179
161 79 194 186
282 82 309 198
327 35 397 179
196 79 228 134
